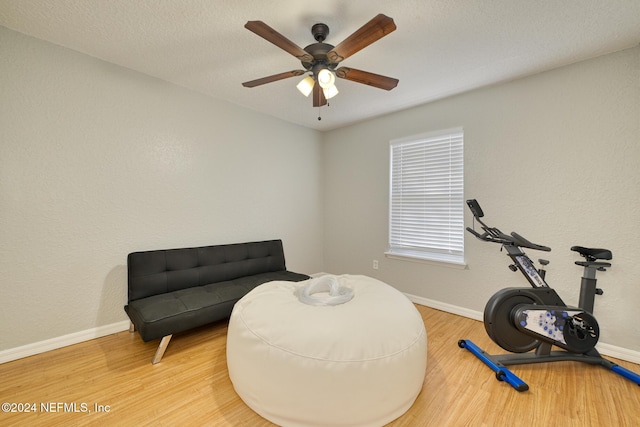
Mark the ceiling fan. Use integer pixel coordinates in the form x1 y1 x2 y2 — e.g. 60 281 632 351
242 14 399 108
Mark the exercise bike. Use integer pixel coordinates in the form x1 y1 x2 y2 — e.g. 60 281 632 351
458 199 640 391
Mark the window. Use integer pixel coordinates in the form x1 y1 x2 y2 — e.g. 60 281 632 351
388 128 464 265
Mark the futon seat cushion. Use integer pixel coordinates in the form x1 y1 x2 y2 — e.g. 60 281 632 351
126 270 308 342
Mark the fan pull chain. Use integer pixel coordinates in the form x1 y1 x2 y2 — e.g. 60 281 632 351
317 103 330 121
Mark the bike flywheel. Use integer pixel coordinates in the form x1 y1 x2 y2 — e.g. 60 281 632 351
484 288 544 353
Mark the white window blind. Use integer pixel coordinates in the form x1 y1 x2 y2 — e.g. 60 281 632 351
389 129 464 264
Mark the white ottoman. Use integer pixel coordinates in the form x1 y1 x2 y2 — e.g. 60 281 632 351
226 274 427 427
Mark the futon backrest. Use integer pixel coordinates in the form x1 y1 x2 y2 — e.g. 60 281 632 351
127 239 287 302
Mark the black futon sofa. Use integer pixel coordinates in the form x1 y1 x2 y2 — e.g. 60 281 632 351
125 239 309 364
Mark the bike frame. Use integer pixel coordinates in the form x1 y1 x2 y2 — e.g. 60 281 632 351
502 244 549 288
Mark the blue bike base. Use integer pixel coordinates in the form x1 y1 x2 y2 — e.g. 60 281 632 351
458 339 640 391
458 339 529 391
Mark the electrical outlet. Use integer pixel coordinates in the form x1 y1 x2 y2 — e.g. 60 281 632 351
373 260 379 270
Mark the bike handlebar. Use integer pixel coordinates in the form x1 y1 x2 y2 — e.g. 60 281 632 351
511 232 551 252
466 200 551 252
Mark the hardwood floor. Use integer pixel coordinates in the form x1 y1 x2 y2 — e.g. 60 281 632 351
1 305 638 426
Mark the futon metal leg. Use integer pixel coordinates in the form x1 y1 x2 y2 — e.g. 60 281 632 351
152 335 172 365
129 321 135 333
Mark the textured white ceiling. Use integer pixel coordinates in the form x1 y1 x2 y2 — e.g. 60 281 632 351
1 0 639 131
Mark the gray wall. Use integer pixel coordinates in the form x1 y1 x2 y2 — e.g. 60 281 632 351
323 46 640 353
0 27 324 352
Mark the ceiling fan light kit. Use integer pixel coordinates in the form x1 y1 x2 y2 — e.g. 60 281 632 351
243 14 399 111
317 68 335 89
296 76 315 97
322 84 339 100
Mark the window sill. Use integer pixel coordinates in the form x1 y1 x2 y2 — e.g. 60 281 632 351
384 251 467 270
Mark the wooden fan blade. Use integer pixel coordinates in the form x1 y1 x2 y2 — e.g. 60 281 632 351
327 14 396 63
245 21 313 63
335 67 399 90
313 83 327 107
242 70 305 88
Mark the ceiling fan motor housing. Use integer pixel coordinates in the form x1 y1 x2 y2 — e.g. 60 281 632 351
302 43 338 71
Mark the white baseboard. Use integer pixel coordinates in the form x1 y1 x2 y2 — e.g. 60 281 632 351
595 343 640 365
404 292 640 365
405 292 483 321
0 320 130 365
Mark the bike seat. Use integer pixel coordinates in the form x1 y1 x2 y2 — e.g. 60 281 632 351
571 246 612 261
